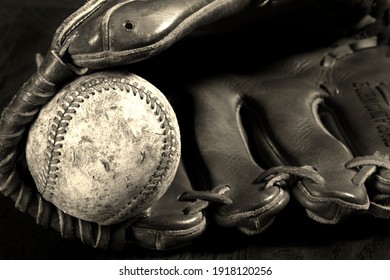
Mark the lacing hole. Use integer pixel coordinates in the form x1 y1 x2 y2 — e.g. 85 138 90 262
123 20 134 31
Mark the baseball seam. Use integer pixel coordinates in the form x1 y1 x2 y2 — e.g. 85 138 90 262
41 76 178 222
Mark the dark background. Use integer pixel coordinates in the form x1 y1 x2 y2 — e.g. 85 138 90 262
1 0 390 260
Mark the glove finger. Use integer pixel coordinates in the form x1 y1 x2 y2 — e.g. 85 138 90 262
241 71 369 224
325 39 390 217
129 159 206 250
178 80 289 235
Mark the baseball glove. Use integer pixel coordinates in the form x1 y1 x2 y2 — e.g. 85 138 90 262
143 3 390 230
0 0 384 251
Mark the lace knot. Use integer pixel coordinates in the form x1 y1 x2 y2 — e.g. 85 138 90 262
255 166 325 188
178 185 232 214
345 151 390 186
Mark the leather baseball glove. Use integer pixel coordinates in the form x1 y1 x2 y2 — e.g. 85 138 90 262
148 2 390 229
0 0 384 251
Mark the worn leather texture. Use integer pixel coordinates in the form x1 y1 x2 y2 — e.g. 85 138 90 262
0 0 387 252
129 2 390 234
54 0 376 69
163 37 390 225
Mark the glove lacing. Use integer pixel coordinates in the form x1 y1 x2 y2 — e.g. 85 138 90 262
178 166 322 215
355 0 390 43
255 166 325 187
0 40 111 249
179 185 233 214
346 152 390 218
345 151 390 186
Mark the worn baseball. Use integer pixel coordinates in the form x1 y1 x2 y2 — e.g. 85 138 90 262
25 71 181 225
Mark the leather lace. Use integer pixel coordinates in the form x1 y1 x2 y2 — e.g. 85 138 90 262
355 0 390 43
179 185 233 214
345 151 390 186
0 41 107 248
178 166 323 214
256 166 325 188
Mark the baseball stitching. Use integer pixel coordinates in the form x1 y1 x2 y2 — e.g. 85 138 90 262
41 75 178 219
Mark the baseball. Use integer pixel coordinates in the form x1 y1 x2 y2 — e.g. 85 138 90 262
25 71 181 225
